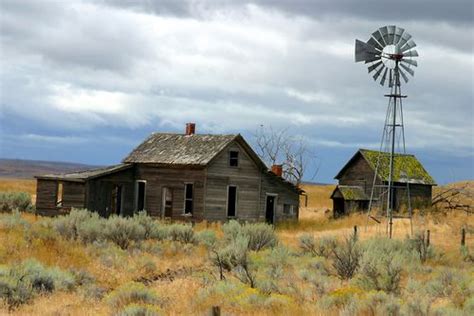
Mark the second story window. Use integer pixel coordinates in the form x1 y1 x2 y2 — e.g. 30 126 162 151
229 151 239 167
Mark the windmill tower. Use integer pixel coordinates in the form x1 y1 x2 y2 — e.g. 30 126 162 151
354 25 419 238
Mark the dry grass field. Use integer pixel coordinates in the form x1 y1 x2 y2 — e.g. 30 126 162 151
0 179 473 315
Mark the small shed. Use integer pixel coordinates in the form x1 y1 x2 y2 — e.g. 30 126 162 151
331 149 436 216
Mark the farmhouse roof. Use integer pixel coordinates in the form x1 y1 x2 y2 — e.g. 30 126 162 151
34 164 132 182
331 185 369 201
335 149 436 185
122 133 266 168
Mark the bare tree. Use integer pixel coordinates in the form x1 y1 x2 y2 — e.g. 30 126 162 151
431 183 473 214
253 126 318 186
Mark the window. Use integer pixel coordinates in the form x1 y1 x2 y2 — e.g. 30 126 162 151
136 181 146 211
56 182 63 207
227 186 237 217
283 204 294 215
184 183 193 214
229 151 239 167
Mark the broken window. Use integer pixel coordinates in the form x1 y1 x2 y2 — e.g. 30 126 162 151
184 183 193 214
227 185 237 217
283 203 294 215
229 151 239 167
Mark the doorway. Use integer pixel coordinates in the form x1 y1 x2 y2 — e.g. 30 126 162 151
110 185 123 216
265 194 276 224
161 187 173 218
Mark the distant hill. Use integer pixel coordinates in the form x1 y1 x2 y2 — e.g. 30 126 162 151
0 159 101 179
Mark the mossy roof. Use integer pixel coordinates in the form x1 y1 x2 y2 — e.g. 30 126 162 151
359 149 436 185
331 185 368 201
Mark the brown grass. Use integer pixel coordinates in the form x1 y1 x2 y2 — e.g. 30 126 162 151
0 178 36 195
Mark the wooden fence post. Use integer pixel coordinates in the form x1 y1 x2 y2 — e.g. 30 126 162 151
461 228 466 246
211 306 221 316
353 225 358 241
426 230 430 247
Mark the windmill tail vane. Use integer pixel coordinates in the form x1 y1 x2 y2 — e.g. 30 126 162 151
354 25 419 239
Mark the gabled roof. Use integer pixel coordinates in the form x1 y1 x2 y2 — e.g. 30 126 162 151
122 133 266 169
331 185 369 201
335 149 436 185
35 164 132 182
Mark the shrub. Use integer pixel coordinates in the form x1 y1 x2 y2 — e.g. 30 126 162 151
0 192 32 213
0 259 77 309
356 238 404 294
132 212 160 239
167 224 195 244
299 234 336 258
404 233 434 263
117 303 162 316
331 234 361 280
223 220 277 251
103 216 146 249
106 282 160 312
0 210 30 230
53 209 98 240
196 230 217 248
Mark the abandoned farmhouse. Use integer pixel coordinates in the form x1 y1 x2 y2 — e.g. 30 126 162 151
331 149 436 216
35 124 302 223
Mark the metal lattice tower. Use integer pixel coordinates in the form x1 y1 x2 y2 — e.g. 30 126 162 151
354 25 419 238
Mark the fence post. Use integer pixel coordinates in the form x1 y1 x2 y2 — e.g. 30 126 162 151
211 306 221 316
426 230 430 247
461 228 466 246
353 225 358 240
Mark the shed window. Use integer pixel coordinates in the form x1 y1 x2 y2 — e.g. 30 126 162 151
136 181 146 211
283 204 294 215
184 183 193 214
229 151 239 167
56 182 63 207
227 186 237 217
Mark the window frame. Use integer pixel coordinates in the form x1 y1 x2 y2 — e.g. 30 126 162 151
56 181 63 207
229 150 239 167
135 180 147 212
226 185 238 218
183 182 194 215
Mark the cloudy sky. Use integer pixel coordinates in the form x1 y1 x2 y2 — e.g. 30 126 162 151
0 0 472 184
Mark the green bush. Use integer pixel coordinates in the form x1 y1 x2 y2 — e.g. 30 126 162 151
103 216 146 249
53 209 99 240
117 303 162 316
0 259 77 309
132 212 161 239
355 238 404 294
223 220 277 251
0 210 30 230
106 282 160 312
167 223 195 244
331 234 361 280
196 229 217 248
0 192 32 213
299 234 336 258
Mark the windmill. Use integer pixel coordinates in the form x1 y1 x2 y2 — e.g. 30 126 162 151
355 25 419 238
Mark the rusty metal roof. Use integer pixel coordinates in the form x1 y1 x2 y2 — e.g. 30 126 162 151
122 133 240 165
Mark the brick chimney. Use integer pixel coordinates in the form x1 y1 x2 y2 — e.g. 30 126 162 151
185 123 196 135
271 164 283 177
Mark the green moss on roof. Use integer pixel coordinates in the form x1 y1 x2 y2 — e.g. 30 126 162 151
360 149 436 185
338 186 368 201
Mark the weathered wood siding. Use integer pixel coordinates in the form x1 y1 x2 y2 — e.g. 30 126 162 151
36 179 60 215
338 154 381 196
86 167 135 216
135 165 206 220
260 173 300 222
205 142 261 221
35 179 86 216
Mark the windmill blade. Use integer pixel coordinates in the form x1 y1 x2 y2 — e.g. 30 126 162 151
401 58 418 67
379 26 390 46
387 25 396 44
373 64 385 81
400 62 415 76
401 39 416 52
367 37 383 51
399 68 409 83
355 39 380 62
403 50 419 57
372 30 386 47
380 67 388 86
398 31 412 48
368 60 383 73
393 26 405 45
